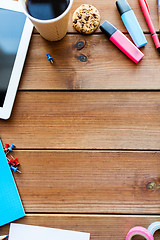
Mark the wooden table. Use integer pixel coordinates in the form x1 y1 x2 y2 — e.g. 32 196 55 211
0 0 160 239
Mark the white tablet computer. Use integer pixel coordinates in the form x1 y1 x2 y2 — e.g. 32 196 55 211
0 0 33 120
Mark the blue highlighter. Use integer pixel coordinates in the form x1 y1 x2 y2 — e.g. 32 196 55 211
116 0 147 48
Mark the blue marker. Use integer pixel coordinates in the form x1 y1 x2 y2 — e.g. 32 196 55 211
116 0 147 48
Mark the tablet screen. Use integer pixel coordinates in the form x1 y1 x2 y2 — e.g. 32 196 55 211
0 9 26 107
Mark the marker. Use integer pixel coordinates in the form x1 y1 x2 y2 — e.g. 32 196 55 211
139 0 160 54
116 0 147 48
158 0 160 38
0 235 8 240
100 20 144 63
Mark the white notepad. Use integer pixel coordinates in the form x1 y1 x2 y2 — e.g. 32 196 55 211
9 223 90 240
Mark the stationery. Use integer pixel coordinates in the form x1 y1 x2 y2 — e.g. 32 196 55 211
158 0 160 37
116 0 147 48
139 0 160 53
8 223 90 240
0 140 25 227
100 20 144 63
148 221 160 236
126 226 154 240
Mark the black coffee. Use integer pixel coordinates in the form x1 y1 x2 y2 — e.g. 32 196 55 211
26 0 70 20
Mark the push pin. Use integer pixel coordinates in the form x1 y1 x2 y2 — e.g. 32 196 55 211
12 157 20 166
8 144 15 152
10 165 21 173
8 158 15 166
5 144 15 155
8 158 20 167
46 53 54 64
4 143 9 152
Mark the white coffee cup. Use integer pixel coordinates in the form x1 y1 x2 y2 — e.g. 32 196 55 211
19 0 73 41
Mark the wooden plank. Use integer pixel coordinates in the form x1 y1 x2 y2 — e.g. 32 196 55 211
1 92 160 150
18 0 159 33
68 0 159 33
1 214 160 240
3 150 160 213
20 34 160 90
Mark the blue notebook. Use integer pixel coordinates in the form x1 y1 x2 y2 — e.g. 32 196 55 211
0 140 25 226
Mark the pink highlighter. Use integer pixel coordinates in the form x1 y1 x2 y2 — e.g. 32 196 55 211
100 21 144 63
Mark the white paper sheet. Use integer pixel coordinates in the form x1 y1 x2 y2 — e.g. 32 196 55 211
9 223 90 240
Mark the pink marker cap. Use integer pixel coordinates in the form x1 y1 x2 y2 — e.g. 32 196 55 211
100 21 144 63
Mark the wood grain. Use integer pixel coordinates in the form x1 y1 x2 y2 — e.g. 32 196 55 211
2 1 160 237
20 34 160 90
1 92 160 150
6 150 160 214
21 0 159 33
63 0 159 33
0 0 160 240
1 214 160 240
